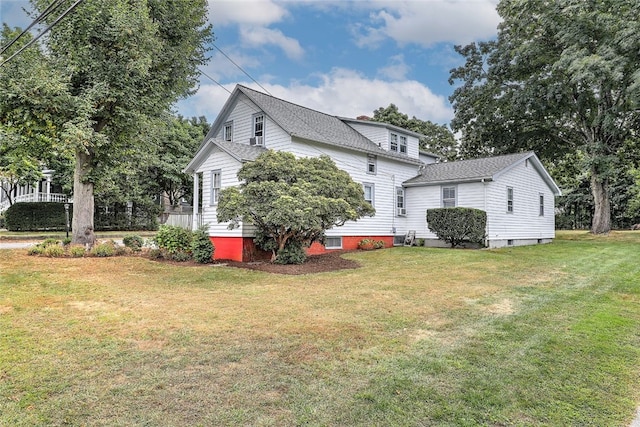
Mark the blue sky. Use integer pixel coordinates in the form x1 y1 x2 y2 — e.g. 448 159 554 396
1 0 501 126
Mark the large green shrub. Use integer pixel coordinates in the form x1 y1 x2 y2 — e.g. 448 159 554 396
426 207 487 248
154 225 193 258
4 202 71 231
191 227 215 264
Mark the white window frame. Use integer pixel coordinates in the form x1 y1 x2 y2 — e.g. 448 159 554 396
396 187 406 216
325 236 342 249
223 121 233 142
210 170 221 206
253 113 264 140
442 185 456 208
367 154 377 175
539 193 544 216
399 135 407 154
507 187 514 213
363 182 375 207
390 132 398 152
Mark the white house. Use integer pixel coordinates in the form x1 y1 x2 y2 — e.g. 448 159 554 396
184 85 561 261
0 169 68 215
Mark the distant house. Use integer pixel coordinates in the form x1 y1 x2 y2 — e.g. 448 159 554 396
185 85 561 261
0 169 68 215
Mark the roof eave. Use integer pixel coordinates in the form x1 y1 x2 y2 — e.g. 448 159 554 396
403 177 494 187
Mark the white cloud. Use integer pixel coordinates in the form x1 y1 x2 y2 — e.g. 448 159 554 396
176 68 453 125
239 26 304 60
377 54 410 81
209 0 289 27
354 0 500 48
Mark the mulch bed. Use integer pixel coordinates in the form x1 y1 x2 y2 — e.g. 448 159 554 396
152 251 361 275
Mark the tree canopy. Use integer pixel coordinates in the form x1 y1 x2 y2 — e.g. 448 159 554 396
217 151 375 264
8 0 212 244
369 104 458 161
449 0 640 233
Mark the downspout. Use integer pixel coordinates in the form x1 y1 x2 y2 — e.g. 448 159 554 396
482 178 488 247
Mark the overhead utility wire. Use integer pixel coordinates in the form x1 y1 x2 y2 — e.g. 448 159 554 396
0 0 65 55
0 0 84 67
212 43 272 96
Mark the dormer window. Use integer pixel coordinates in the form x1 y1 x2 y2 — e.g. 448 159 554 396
399 135 407 154
390 133 398 152
223 121 233 142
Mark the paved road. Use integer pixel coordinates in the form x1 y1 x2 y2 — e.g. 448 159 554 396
0 241 39 249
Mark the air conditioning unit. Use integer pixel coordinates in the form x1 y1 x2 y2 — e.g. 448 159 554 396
399 208 407 216
249 136 264 146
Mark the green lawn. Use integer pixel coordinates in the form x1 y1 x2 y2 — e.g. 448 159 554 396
1 231 639 426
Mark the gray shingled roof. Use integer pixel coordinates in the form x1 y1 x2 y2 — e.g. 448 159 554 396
215 139 266 162
237 85 423 165
404 152 534 186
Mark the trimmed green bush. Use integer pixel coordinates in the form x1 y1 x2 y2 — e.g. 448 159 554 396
123 234 144 252
43 245 65 257
426 207 487 248
154 225 193 256
90 241 117 257
274 240 306 265
191 227 215 264
69 246 86 258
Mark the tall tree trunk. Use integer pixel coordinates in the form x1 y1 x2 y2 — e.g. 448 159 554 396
72 149 96 247
590 168 611 234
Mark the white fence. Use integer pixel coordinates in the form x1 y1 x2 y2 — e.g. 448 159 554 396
0 193 69 214
162 213 203 230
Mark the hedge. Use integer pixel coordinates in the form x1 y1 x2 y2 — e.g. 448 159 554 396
426 207 487 248
5 201 160 232
4 202 70 231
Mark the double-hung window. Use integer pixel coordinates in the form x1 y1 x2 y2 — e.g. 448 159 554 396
507 187 514 213
367 154 377 174
363 183 375 207
210 170 221 205
396 187 406 216
399 135 407 154
223 121 233 142
442 186 456 208
539 193 544 216
390 133 398 152
252 114 264 145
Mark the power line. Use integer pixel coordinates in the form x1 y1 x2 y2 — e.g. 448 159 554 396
0 0 65 55
0 0 84 68
212 43 272 96
198 68 232 95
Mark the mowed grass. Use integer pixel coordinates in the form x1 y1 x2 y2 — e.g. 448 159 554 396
0 231 639 426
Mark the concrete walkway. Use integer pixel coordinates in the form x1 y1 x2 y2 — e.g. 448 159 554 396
0 240 39 249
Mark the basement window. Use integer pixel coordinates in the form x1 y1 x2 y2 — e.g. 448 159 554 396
325 236 342 249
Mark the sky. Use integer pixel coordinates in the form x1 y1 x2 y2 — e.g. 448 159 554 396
0 0 501 127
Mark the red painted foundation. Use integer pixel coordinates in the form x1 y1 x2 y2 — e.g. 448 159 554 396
212 235 395 262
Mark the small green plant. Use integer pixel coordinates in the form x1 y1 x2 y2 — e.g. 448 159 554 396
69 245 86 258
191 227 214 263
171 250 192 262
43 245 65 257
41 238 60 247
62 237 72 246
148 248 163 260
415 238 425 247
123 234 144 252
358 238 385 250
90 241 116 257
27 245 45 256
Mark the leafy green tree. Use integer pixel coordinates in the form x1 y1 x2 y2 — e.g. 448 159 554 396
217 151 375 264
23 0 212 245
449 0 640 234
370 104 458 160
0 25 72 204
